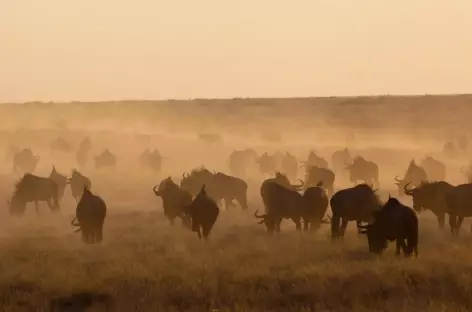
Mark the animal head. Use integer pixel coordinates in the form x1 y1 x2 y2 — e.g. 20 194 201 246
254 209 276 234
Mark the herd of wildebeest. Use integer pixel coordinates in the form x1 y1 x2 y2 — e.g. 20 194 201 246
5 133 472 259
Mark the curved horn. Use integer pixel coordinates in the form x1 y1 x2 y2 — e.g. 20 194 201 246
394 176 402 183
404 182 414 195
321 215 332 224
71 217 80 227
254 209 267 219
292 179 305 190
152 184 160 196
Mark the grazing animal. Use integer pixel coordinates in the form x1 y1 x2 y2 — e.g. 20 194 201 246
49 166 68 203
394 160 428 197
13 148 40 173
71 187 107 244
359 197 419 258
331 148 352 175
421 156 446 181
301 150 329 169
140 148 163 173
445 183 472 236
181 168 249 211
153 177 192 228
94 149 117 169
260 172 304 213
329 184 381 240
8 173 60 216
256 152 278 177
228 149 258 178
67 169 92 202
255 181 329 234
304 166 335 196
183 185 219 240
346 156 379 187
403 181 454 229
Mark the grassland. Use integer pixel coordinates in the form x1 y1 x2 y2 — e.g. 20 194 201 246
0 95 472 311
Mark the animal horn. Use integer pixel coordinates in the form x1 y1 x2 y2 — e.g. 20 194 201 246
321 215 332 224
254 209 267 219
292 179 305 190
404 182 414 195
71 217 80 227
152 184 160 196
394 176 402 182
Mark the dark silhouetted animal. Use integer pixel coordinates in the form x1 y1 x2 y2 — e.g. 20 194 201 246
49 166 68 203
183 185 219 240
346 156 379 187
255 181 329 234
331 148 352 175
13 148 40 173
67 169 92 202
359 197 419 258
181 168 249 211
153 177 192 228
394 160 428 197
421 156 446 181
71 187 107 244
256 152 278 177
8 173 60 216
228 148 258 177
403 181 454 229
445 183 472 236
329 184 381 240
304 166 335 196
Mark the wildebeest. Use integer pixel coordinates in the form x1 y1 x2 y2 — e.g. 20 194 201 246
359 197 419 257
304 166 335 196
331 148 352 175
181 168 249 211
445 183 472 236
346 156 379 187
255 180 329 233
153 177 192 228
13 148 40 173
139 148 163 173
281 152 298 182
76 137 92 168
94 149 117 169
330 184 381 240
49 166 68 203
261 172 304 192
8 173 60 216
228 148 258 177
71 187 107 244
256 152 278 177
394 160 428 197
403 181 454 229
421 156 446 181
182 185 219 240
301 150 329 170
67 169 92 202
50 137 72 153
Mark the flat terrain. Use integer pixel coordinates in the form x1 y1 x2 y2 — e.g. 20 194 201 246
0 95 472 311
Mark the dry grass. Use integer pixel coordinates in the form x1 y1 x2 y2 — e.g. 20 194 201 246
0 96 472 311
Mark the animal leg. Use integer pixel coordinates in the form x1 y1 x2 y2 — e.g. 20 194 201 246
275 218 282 233
293 218 302 232
449 215 458 237
456 217 465 237
437 214 445 229
237 195 249 211
339 219 349 239
34 201 40 215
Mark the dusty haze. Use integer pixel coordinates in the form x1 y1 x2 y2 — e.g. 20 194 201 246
2 0 472 102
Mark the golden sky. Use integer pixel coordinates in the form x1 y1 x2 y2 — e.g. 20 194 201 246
1 0 471 102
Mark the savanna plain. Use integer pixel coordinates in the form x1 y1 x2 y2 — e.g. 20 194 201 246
1 96 472 311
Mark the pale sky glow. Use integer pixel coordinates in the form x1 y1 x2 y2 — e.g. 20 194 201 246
1 0 472 102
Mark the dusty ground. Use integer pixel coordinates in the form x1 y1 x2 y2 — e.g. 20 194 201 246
0 96 472 311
